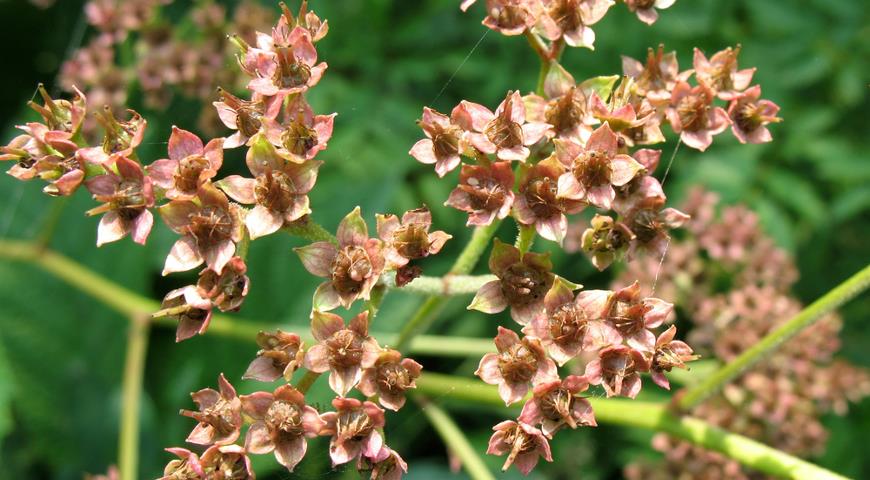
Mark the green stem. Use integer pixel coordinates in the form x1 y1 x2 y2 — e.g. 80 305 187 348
284 216 338 245
515 223 536 255
295 370 321 395
119 315 150 480
382 272 496 296
416 397 496 480
416 373 849 480
678 263 870 411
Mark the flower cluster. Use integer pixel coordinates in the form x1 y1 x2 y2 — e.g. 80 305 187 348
619 188 870 479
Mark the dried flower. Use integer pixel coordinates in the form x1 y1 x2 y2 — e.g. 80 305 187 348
320 398 386 466
468 239 556 325
376 206 451 279
159 286 213 342
240 385 324 471
580 214 634 270
476 326 558 405
147 126 224 200
410 107 464 177
650 325 698 390
584 345 649 398
463 0 542 36
727 85 781 144
536 0 614 49
624 204 690 259
624 0 675 25
486 420 553 474
179 374 243 446
246 26 327 97
303 310 380 396
454 91 551 162
518 374 596 437
263 95 335 160
445 161 515 226
621 44 689 103
605 281 673 352
358 447 408 480
359 349 423 411
513 156 585 245
85 156 155 246
665 81 730 151
199 444 254 479
214 88 277 148
693 45 755 100
196 256 250 312
243 330 305 382
159 447 203 480
295 207 386 310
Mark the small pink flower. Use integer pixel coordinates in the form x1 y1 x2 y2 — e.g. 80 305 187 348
263 95 335 160
147 126 223 200
179 374 243 446
84 107 147 161
605 281 674 352
463 0 541 36
219 134 321 239
453 91 551 162
621 44 690 104
693 45 755 100
525 63 593 141
1 122 87 196
243 330 305 382
650 325 699 390
376 206 452 283
409 107 464 177
513 156 584 245
320 398 386 466
199 444 255 479
622 199 690 260
246 26 327 97
303 310 380 396
213 87 278 148
624 0 675 25
555 123 644 210
518 374 596 437
357 446 408 480
727 85 781 144
159 183 245 275
665 81 730 151
240 385 324 472
524 278 620 365
584 344 649 398
159 286 213 342
85 155 155 246
294 207 386 310
580 214 635 271
444 161 515 226
475 326 558 405
196 256 250 312
468 239 556 325
358 349 423 411
27 83 88 138
536 0 614 49
159 447 203 480
486 420 552 475
588 80 655 134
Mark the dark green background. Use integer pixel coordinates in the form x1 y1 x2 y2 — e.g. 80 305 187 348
0 0 867 478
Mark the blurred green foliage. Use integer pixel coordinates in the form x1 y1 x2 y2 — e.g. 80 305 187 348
0 0 867 478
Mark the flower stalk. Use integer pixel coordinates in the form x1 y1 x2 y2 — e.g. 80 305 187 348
119 314 150 480
417 397 496 480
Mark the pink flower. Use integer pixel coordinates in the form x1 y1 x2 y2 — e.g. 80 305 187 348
727 85 781 144
463 0 542 36
219 134 321 239
294 207 386 311
513 156 584 245
444 161 515 226
524 278 620 365
85 155 155 246
199 444 254 479
624 0 675 25
622 44 690 103
536 0 614 49
159 447 203 480
147 126 223 200
468 239 556 325
453 91 551 162
263 95 335 160
320 398 386 466
525 63 593 141
159 286 213 342
159 183 245 275
358 349 423 411
245 26 327 97
605 281 674 352
518 375 596 437
584 345 649 398
580 214 634 270
243 330 305 382
693 45 755 100
240 385 324 472
376 206 451 282
1 122 87 196
357 447 408 480
196 256 250 312
213 87 278 148
83 107 147 162
624 204 690 259
665 81 730 151
303 310 380 396
475 326 559 405
179 374 243 446
650 325 698 390
28 83 88 138
409 107 464 177
486 420 553 475
555 123 644 210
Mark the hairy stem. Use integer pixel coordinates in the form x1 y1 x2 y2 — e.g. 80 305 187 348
416 373 849 480
515 223 536 255
678 262 870 411
119 315 150 480
382 272 496 296
417 397 496 480
284 216 338 245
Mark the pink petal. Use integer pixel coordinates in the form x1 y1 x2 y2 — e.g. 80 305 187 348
303 343 331 373
245 422 275 455
131 209 153 245
310 310 345 341
163 236 203 275
294 242 337 277
468 280 508 314
246 204 284 240
336 206 368 248
275 435 307 471
168 126 204 161
409 139 436 164
96 211 127 246
217 176 257 204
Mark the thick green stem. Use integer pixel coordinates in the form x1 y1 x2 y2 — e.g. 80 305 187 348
417 397 496 480
382 272 496 296
515 223 536 255
284 216 338 245
678 263 870 411
416 373 849 480
119 315 150 480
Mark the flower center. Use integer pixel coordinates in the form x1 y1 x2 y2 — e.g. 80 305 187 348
266 400 303 436
331 245 373 296
573 150 612 187
254 170 297 212
237 106 263 138
392 224 431 259
432 127 461 159
326 329 364 368
549 0 582 32
174 155 210 194
524 176 561 219
376 362 411 394
498 342 538 384
735 101 762 133
281 121 318 155
545 90 585 135
462 175 508 212
337 408 374 441
188 205 233 247
549 303 588 346
676 92 710 132
484 115 523 149
275 47 312 89
501 263 549 307
540 387 574 421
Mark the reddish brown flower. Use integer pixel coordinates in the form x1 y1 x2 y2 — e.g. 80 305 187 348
303 310 380 396
357 447 408 480
376 206 451 275
213 88 277 148
199 444 254 479
196 256 250 312
584 345 648 398
358 349 423 411
147 126 223 200
580 214 635 270
27 83 87 138
665 81 730 151
444 161 515 226
727 85 781 144
219 134 320 239
1 122 87 196
624 0 675 25
263 95 335 160
518 374 596 437
295 207 386 310
513 156 584 245
693 45 755 100
486 420 553 475
524 278 619 365
159 286 213 343
243 330 305 382
650 325 698 390
82 107 147 162
159 447 203 480
605 281 673 352
525 63 593 141
179 374 243 446
245 26 327 97
85 156 155 246
536 0 614 49
320 398 386 466
622 44 689 103
476 327 558 405
453 91 551 162
159 183 245 275
410 107 465 177
240 385 324 471
468 239 555 325
462 0 542 36
624 203 690 259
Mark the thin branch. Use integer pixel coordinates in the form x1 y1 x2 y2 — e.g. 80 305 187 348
415 372 849 480
678 262 870 411
283 216 338 245
417 397 496 480
119 314 150 480
381 272 496 296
